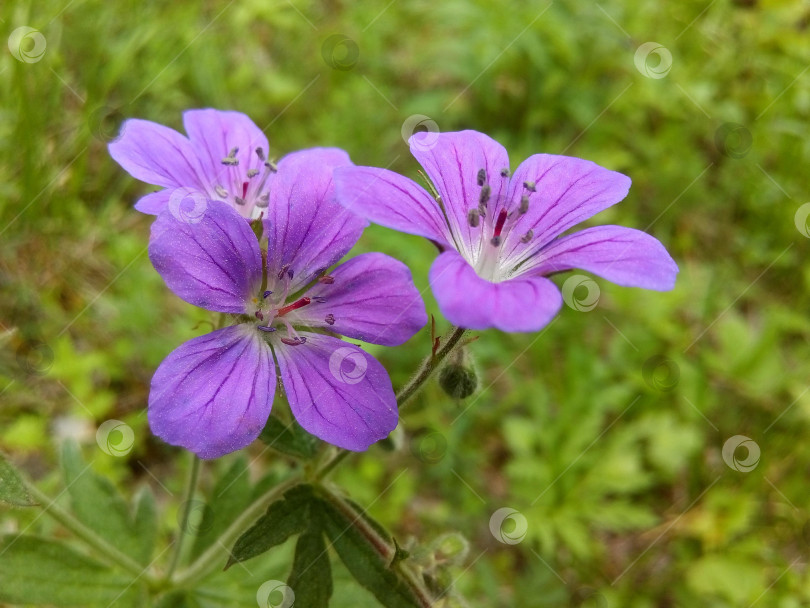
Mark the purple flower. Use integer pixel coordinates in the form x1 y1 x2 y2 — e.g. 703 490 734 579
334 131 678 332
147 148 427 458
109 108 276 219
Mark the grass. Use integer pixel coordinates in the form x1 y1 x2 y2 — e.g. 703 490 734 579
1 0 809 606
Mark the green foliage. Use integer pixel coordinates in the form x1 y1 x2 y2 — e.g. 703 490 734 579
0 452 35 507
259 414 322 460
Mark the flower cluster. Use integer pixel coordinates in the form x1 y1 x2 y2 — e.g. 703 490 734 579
111 111 677 459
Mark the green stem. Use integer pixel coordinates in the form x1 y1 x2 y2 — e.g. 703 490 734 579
171 477 299 588
24 482 157 585
314 325 468 479
167 453 201 579
173 326 469 588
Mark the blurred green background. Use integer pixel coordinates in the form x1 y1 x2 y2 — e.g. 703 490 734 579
1 0 809 606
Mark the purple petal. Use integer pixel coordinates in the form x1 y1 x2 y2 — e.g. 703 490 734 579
262 148 367 293
530 226 678 290
333 166 452 246
149 199 262 313
134 189 172 215
503 154 631 261
409 130 510 258
182 109 269 195
429 250 563 332
291 252 427 346
274 333 398 451
109 118 206 190
148 325 276 459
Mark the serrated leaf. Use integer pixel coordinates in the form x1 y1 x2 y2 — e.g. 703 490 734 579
190 457 253 559
0 451 35 507
0 535 143 607
227 484 315 568
287 522 333 608
320 497 423 608
259 415 320 460
61 440 147 564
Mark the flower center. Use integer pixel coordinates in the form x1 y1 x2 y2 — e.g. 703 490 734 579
213 147 277 218
467 168 536 281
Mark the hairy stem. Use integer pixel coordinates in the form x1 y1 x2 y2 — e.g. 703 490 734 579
167 453 201 579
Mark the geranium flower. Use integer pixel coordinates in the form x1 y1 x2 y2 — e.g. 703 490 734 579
109 108 275 219
334 131 677 332
147 149 427 458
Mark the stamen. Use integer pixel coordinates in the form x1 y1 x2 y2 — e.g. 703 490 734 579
257 325 277 332
265 160 278 172
519 194 530 214
318 274 335 285
312 296 327 303
214 185 228 198
234 196 246 206
255 311 264 320
490 236 502 246
479 184 491 209
257 193 269 208
500 168 510 178
523 181 536 193
493 209 508 238
247 169 260 178
520 229 534 243
263 290 273 299
467 208 480 228
325 313 335 326
222 147 239 166
280 336 307 346
277 297 311 316
476 169 487 187
255 147 266 161
277 264 290 280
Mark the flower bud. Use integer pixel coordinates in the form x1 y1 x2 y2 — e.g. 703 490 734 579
438 351 477 399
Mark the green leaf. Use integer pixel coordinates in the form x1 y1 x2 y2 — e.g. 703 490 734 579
60 440 148 564
287 523 333 608
320 496 423 608
154 590 203 608
0 535 144 606
259 415 321 460
190 457 253 559
132 486 158 564
0 451 36 507
226 484 315 568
